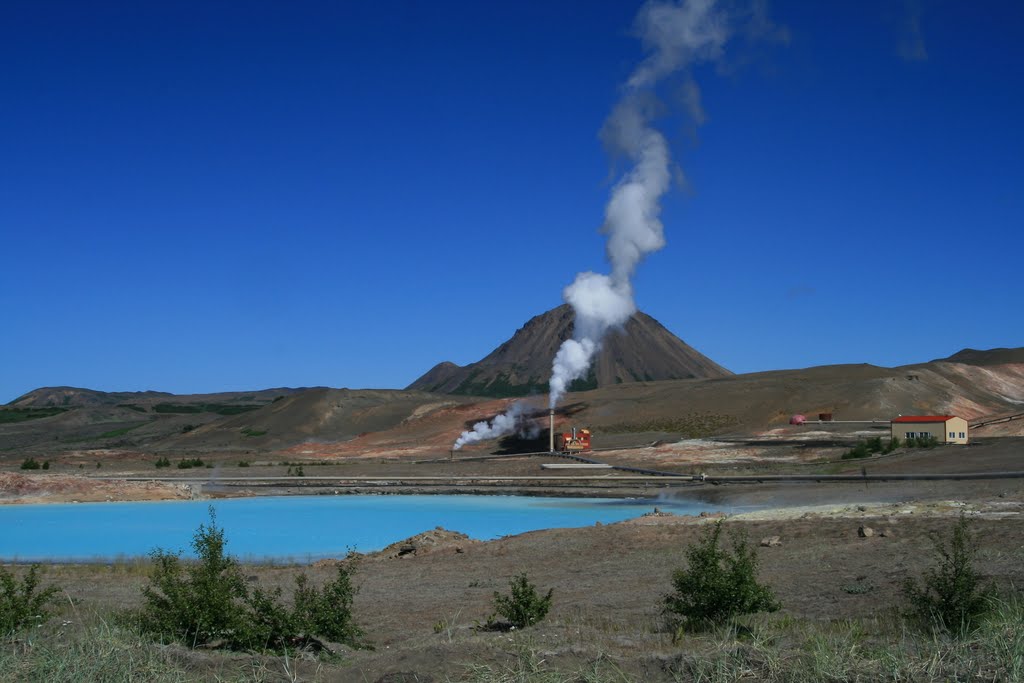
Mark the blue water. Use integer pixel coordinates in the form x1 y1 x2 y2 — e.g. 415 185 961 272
0 494 714 562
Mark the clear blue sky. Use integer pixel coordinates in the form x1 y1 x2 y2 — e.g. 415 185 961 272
2 1 1022 402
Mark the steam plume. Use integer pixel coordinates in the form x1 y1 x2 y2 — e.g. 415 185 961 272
547 0 732 409
452 402 530 451
452 0 752 449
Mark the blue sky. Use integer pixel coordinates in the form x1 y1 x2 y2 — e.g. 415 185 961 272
2 1 1022 402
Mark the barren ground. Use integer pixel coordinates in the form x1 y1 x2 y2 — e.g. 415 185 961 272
3 437 1023 681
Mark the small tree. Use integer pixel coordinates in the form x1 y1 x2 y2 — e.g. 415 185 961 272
492 573 553 629
664 521 779 631
138 507 364 652
139 508 248 646
903 513 995 635
0 564 60 636
291 566 362 645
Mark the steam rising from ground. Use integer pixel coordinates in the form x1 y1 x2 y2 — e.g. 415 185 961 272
548 0 733 409
453 402 532 451
454 0 751 448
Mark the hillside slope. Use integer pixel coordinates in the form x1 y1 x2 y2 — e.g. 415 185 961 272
407 304 730 396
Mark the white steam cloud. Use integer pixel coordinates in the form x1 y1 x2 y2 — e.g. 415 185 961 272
453 402 531 451
547 0 733 409
453 0 756 449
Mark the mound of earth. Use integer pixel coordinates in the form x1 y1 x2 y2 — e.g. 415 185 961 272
374 527 479 559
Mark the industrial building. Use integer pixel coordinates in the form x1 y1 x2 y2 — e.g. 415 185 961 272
891 415 969 445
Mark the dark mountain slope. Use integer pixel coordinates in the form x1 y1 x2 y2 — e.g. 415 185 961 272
407 304 731 397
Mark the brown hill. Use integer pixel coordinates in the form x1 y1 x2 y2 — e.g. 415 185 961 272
7 387 173 407
7 386 308 408
933 347 1024 367
155 388 477 452
407 304 731 397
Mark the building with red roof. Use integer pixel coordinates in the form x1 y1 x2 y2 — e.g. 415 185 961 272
891 415 968 445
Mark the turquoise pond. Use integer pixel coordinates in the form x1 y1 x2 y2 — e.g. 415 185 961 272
0 494 724 562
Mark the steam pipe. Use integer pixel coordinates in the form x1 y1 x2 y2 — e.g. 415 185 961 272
549 409 555 453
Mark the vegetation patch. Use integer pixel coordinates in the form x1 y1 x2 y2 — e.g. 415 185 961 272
0 564 60 636
664 520 779 632
241 428 268 437
152 403 262 416
176 458 205 469
453 370 549 398
96 423 148 439
134 508 364 653
485 573 553 630
0 407 70 424
903 513 997 635
117 403 148 413
20 457 42 470
905 434 939 449
841 436 899 459
602 412 737 438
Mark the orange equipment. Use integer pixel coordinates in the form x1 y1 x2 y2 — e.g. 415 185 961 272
555 427 592 453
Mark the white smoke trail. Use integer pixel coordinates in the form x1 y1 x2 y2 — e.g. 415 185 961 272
547 0 733 409
452 401 530 450
451 0 761 448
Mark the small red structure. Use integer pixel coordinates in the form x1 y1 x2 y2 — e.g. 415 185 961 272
555 427 591 453
789 414 807 425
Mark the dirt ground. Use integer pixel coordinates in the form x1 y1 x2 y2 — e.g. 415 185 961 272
10 437 1023 682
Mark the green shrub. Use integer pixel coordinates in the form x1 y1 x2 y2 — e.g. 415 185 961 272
491 573 553 629
0 407 69 424
176 458 204 469
841 436 892 460
237 460 250 467
0 564 60 636
19 457 40 470
137 508 363 652
139 509 246 646
905 435 938 449
41 460 50 470
841 443 871 460
903 513 996 635
289 568 362 645
664 521 779 631
155 457 171 469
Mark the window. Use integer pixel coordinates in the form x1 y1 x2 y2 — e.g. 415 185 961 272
906 432 915 439
959 432 965 439
950 432 955 439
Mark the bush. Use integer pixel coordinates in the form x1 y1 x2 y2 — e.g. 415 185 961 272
176 458 204 469
155 457 171 469
841 443 871 460
664 521 779 631
41 460 50 470
139 509 247 646
237 460 250 467
137 508 363 652
841 436 895 460
491 574 553 629
903 513 996 635
0 564 60 636
19 458 40 470
905 434 938 449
